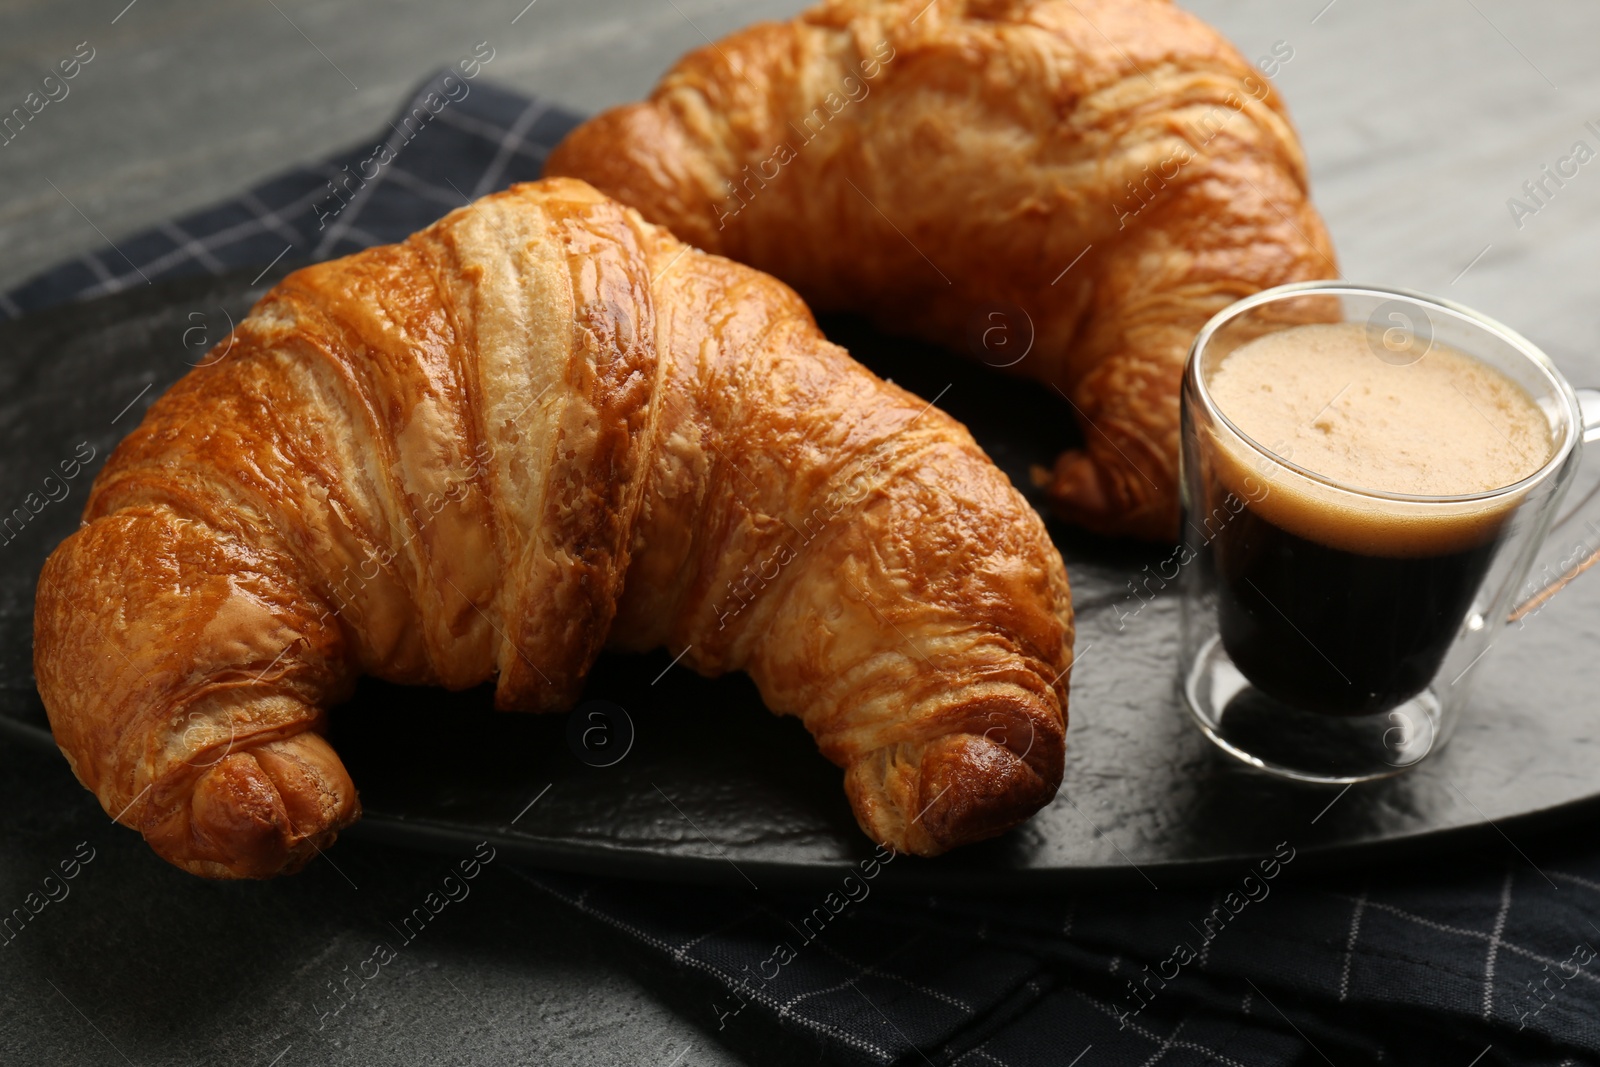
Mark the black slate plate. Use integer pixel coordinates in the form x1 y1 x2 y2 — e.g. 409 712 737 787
4 268 1599 892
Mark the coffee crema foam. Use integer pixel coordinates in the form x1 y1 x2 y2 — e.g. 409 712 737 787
1203 322 1556 557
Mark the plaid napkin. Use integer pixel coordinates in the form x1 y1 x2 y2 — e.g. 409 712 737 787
8 71 1600 1067
0 70 576 316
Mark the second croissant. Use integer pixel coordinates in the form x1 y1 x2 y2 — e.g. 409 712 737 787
546 0 1339 540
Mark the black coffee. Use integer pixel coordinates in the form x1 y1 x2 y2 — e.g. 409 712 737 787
1206 501 1503 716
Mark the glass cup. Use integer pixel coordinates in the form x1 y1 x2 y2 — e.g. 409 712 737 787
1178 282 1600 783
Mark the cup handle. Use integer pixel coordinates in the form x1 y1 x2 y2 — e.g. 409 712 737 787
1507 387 1600 622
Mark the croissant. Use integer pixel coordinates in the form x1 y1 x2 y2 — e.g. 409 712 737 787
32 178 1074 879
544 0 1338 539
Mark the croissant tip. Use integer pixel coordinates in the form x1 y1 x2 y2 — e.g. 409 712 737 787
144 733 360 880
924 737 1063 857
849 695 1066 859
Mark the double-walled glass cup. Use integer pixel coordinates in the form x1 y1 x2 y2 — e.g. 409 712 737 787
1179 282 1600 783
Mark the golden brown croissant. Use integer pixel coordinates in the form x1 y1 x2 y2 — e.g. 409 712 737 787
32 178 1073 878
544 0 1338 540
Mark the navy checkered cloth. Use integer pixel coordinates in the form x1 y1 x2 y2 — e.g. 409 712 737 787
7 71 1600 1067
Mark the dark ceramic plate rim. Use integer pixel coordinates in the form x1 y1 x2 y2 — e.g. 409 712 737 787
3 712 1596 892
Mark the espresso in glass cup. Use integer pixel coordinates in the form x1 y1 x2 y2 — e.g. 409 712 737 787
1178 283 1600 783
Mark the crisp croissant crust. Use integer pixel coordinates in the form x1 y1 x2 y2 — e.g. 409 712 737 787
33 178 1073 879
545 0 1338 539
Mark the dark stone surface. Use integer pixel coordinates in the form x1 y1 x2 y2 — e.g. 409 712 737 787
0 728 770 1067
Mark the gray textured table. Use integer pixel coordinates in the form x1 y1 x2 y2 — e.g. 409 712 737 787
2 0 1597 1064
